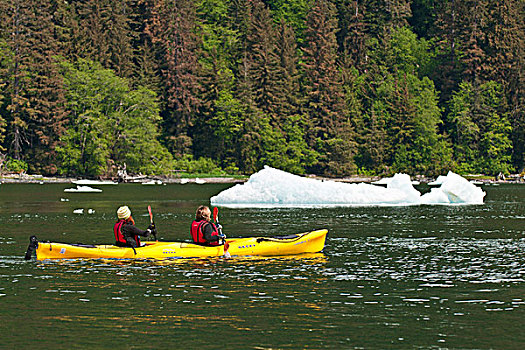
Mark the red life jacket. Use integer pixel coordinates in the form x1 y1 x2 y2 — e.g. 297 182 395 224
114 219 140 247
190 220 219 246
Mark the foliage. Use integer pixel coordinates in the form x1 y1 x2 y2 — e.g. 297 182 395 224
56 59 172 177
0 0 522 177
174 155 224 175
1 156 28 173
447 80 513 175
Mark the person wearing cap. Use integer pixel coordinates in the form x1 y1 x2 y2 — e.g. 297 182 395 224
190 205 225 246
114 206 156 248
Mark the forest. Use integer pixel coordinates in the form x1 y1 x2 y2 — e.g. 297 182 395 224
0 0 523 178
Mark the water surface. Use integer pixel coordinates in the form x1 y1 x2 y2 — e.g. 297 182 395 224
1 183 523 349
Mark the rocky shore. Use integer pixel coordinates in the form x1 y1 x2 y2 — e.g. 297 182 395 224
1 172 523 185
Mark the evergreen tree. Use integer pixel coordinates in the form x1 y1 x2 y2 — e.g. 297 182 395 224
0 39 7 151
302 0 356 176
265 0 312 44
70 0 135 78
147 0 203 157
193 0 242 169
456 0 490 83
246 0 281 121
447 80 513 174
432 0 462 104
0 0 69 174
335 0 368 71
409 0 438 39
363 0 412 37
276 19 303 118
486 0 524 170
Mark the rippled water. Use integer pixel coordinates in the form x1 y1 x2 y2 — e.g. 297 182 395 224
0 183 524 349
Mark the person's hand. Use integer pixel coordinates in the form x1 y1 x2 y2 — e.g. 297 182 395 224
148 223 156 231
218 233 226 240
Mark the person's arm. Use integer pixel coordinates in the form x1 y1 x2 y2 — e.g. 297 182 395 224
122 224 150 237
202 222 219 242
121 224 152 247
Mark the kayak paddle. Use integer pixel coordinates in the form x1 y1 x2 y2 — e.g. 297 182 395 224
213 207 230 258
147 205 157 241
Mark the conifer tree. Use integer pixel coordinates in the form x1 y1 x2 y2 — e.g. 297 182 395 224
432 0 462 104
275 19 303 119
302 0 356 176
335 0 368 71
363 0 412 37
486 0 524 170
147 0 202 157
0 0 68 174
456 0 490 83
70 0 135 78
246 0 282 122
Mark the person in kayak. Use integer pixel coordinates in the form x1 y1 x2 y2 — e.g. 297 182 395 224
190 205 225 246
114 205 155 248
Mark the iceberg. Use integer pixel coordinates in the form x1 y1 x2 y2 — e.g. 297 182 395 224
210 166 485 208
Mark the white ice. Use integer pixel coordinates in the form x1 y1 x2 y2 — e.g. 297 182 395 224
64 185 102 193
210 166 485 208
73 179 118 185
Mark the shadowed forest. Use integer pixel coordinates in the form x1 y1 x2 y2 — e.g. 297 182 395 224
0 0 523 178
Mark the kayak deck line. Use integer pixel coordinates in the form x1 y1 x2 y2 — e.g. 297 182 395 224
25 229 328 261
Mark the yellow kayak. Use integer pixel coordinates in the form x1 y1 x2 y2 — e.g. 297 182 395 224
25 229 328 260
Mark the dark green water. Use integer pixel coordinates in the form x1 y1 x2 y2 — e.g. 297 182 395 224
1 183 524 349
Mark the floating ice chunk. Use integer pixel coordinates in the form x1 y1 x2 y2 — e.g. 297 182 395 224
87 209 95 214
180 178 189 184
211 167 422 207
211 166 485 208
195 178 206 184
73 209 84 214
64 185 102 193
421 171 485 204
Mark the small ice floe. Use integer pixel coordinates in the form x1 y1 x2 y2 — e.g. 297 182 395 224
195 178 206 184
372 177 419 186
73 209 84 214
64 185 103 193
60 198 69 202
180 178 189 184
39 181 44 185
87 209 95 214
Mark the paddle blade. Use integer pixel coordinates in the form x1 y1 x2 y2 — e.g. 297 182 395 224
223 241 231 258
213 207 218 222
148 205 153 223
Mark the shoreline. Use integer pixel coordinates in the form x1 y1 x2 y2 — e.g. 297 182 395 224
1 173 523 185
